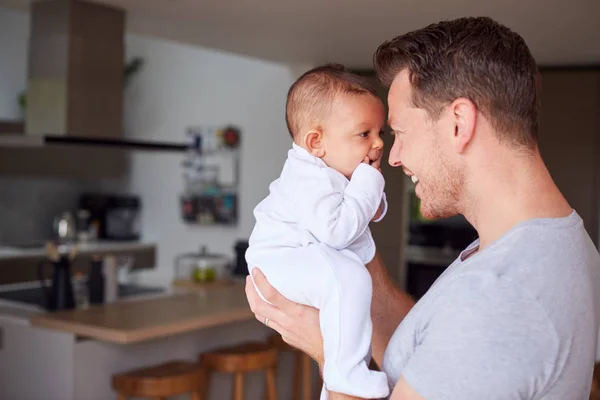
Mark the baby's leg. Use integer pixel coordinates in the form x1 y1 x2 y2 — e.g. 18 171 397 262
249 246 389 398
314 246 389 399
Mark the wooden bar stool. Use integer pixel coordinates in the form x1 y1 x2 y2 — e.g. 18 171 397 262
112 360 207 400
199 341 278 400
269 334 321 400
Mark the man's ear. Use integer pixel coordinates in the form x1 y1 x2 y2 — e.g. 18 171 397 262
450 98 477 154
303 129 325 158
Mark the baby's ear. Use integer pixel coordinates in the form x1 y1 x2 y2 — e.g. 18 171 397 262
304 130 325 158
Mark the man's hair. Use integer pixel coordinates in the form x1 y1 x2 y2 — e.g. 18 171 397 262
286 63 378 139
373 17 542 148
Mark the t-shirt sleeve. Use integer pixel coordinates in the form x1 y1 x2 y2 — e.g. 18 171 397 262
401 272 559 400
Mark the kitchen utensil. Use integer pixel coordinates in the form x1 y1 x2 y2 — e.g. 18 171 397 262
53 211 76 242
38 254 76 311
45 241 60 262
75 209 94 242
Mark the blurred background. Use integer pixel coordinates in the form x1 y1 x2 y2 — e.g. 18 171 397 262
0 0 598 399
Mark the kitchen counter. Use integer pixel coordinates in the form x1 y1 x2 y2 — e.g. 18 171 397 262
0 281 274 400
0 241 157 285
0 240 156 260
30 282 253 343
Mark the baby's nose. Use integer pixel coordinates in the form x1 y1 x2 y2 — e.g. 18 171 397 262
373 137 384 149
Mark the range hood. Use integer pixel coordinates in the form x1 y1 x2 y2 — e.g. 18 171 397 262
0 133 188 152
7 0 187 153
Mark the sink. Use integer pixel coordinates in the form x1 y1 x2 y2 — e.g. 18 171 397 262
0 284 165 309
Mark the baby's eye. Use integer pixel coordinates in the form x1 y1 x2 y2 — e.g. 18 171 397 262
379 130 385 137
359 131 369 138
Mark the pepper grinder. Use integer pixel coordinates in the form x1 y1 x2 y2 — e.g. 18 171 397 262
88 255 105 304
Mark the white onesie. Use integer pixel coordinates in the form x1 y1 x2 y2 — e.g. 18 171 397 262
246 143 390 399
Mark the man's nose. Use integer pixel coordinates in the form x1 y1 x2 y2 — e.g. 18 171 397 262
388 138 402 167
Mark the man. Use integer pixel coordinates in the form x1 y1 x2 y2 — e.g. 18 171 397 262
246 16 600 399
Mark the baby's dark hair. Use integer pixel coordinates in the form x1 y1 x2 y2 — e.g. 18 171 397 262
285 63 378 139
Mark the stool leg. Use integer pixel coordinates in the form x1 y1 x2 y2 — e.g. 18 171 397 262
234 372 244 400
302 353 312 400
192 392 203 400
266 367 277 400
293 351 302 400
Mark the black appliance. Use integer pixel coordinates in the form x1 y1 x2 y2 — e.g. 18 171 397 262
80 194 141 241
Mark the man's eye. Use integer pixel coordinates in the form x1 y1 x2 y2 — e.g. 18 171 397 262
391 130 403 136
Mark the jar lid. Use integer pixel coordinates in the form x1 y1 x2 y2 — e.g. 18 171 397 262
176 246 228 263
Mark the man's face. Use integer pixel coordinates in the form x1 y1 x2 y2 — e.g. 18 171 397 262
387 70 465 220
321 93 385 179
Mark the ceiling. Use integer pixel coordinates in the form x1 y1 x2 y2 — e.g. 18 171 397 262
2 0 599 68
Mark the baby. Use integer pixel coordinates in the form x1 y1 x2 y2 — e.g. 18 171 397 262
246 64 389 399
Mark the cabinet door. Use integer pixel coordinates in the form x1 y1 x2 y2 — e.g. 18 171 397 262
538 70 600 245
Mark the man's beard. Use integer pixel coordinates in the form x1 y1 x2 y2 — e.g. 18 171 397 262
418 154 464 220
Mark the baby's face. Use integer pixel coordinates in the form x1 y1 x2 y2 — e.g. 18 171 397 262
321 93 385 179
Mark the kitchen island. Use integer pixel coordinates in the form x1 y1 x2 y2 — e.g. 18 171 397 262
30 282 254 343
0 282 298 400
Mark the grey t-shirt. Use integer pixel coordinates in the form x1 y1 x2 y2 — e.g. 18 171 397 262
383 211 600 399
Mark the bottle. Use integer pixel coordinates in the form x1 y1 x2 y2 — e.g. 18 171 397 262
73 271 89 309
88 256 105 305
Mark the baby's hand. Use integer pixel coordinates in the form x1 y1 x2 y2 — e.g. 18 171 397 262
363 156 382 174
372 201 384 221
371 157 382 174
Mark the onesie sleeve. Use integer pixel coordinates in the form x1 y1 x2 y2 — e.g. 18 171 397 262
295 163 385 249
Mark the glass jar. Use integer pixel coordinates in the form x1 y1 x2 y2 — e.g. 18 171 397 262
174 246 231 283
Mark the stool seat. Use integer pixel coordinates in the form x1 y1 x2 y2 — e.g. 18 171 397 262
201 341 278 373
112 360 206 399
268 333 294 351
200 341 278 400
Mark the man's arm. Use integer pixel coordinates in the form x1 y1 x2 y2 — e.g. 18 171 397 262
367 252 415 366
327 377 424 400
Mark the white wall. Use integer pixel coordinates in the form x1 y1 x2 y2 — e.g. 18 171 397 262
0 6 299 284
123 34 297 284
